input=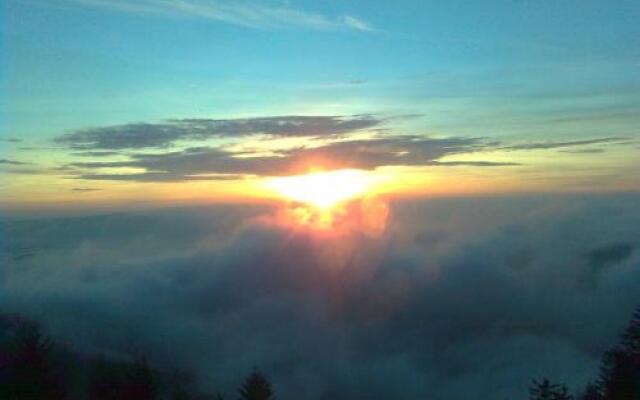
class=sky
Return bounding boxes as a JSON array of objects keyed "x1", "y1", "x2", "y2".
[
  {"x1": 1, "y1": 3, "x2": 640, "y2": 399},
  {"x1": 1, "y1": 0, "x2": 639, "y2": 211}
]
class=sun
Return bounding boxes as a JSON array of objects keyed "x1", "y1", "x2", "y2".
[{"x1": 267, "y1": 169, "x2": 372, "y2": 209}]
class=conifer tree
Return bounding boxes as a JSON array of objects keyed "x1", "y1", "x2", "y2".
[
  {"x1": 621, "y1": 305, "x2": 640, "y2": 357},
  {"x1": 237, "y1": 369, "x2": 275, "y2": 400},
  {"x1": 579, "y1": 381, "x2": 603, "y2": 400},
  {"x1": 6, "y1": 319, "x2": 66, "y2": 400},
  {"x1": 121, "y1": 356, "x2": 158, "y2": 400},
  {"x1": 170, "y1": 370, "x2": 195, "y2": 400},
  {"x1": 600, "y1": 305, "x2": 640, "y2": 400},
  {"x1": 88, "y1": 357, "x2": 122, "y2": 400},
  {"x1": 529, "y1": 378, "x2": 573, "y2": 400}
]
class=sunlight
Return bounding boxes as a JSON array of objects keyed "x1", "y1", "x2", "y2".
[{"x1": 266, "y1": 169, "x2": 373, "y2": 209}]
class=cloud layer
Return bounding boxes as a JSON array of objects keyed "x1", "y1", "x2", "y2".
[
  {"x1": 1, "y1": 195, "x2": 639, "y2": 399},
  {"x1": 45, "y1": 113, "x2": 633, "y2": 182}
]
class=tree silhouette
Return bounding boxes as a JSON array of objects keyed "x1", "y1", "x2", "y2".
[
  {"x1": 171, "y1": 385, "x2": 192, "y2": 400},
  {"x1": 121, "y1": 356, "x2": 158, "y2": 400},
  {"x1": 170, "y1": 369, "x2": 196, "y2": 400},
  {"x1": 554, "y1": 385, "x2": 574, "y2": 400},
  {"x1": 530, "y1": 378, "x2": 573, "y2": 400},
  {"x1": 599, "y1": 305, "x2": 640, "y2": 400},
  {"x1": 88, "y1": 357, "x2": 123, "y2": 400},
  {"x1": 579, "y1": 381, "x2": 603, "y2": 400},
  {"x1": 0, "y1": 314, "x2": 231, "y2": 400},
  {"x1": 4, "y1": 318, "x2": 66, "y2": 400},
  {"x1": 621, "y1": 306, "x2": 640, "y2": 356},
  {"x1": 600, "y1": 348, "x2": 638, "y2": 400},
  {"x1": 237, "y1": 369, "x2": 275, "y2": 400}
]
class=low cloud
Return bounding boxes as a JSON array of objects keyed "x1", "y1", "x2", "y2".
[
  {"x1": 587, "y1": 242, "x2": 635, "y2": 267},
  {"x1": 1, "y1": 195, "x2": 639, "y2": 399}
]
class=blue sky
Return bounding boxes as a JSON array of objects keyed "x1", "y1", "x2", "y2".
[{"x1": 1, "y1": 0, "x2": 639, "y2": 206}]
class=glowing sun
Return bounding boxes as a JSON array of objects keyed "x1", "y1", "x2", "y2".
[{"x1": 267, "y1": 169, "x2": 372, "y2": 209}]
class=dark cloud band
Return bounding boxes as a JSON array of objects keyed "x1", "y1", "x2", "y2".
[
  {"x1": 50, "y1": 113, "x2": 626, "y2": 182},
  {"x1": 55, "y1": 115, "x2": 383, "y2": 150},
  {"x1": 67, "y1": 136, "x2": 514, "y2": 182}
]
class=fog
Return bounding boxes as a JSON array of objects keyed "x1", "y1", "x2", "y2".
[{"x1": 1, "y1": 194, "x2": 639, "y2": 399}]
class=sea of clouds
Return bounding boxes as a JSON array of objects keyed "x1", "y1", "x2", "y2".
[{"x1": 1, "y1": 194, "x2": 639, "y2": 399}]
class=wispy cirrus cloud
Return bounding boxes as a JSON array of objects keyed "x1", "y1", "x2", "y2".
[
  {"x1": 62, "y1": 0, "x2": 374, "y2": 31},
  {"x1": 55, "y1": 115, "x2": 383, "y2": 150}
]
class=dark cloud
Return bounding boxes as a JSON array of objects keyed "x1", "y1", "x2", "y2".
[
  {"x1": 54, "y1": 115, "x2": 383, "y2": 150},
  {"x1": 0, "y1": 159, "x2": 30, "y2": 166},
  {"x1": 18, "y1": 146, "x2": 64, "y2": 151},
  {"x1": 429, "y1": 160, "x2": 521, "y2": 167},
  {"x1": 560, "y1": 149, "x2": 606, "y2": 154},
  {"x1": 71, "y1": 188, "x2": 101, "y2": 192},
  {"x1": 71, "y1": 151, "x2": 123, "y2": 157},
  {"x1": 1, "y1": 168, "x2": 46, "y2": 176},
  {"x1": 577, "y1": 241, "x2": 636, "y2": 290},
  {"x1": 68, "y1": 136, "x2": 507, "y2": 181},
  {"x1": 0, "y1": 138, "x2": 22, "y2": 143},
  {"x1": 587, "y1": 242, "x2": 635, "y2": 267},
  {"x1": 273, "y1": 136, "x2": 491, "y2": 170},
  {"x1": 1, "y1": 195, "x2": 639, "y2": 399},
  {"x1": 78, "y1": 172, "x2": 244, "y2": 182},
  {"x1": 500, "y1": 137, "x2": 628, "y2": 151},
  {"x1": 50, "y1": 114, "x2": 626, "y2": 182}
]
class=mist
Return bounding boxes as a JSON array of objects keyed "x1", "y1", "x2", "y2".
[{"x1": 2, "y1": 194, "x2": 638, "y2": 399}]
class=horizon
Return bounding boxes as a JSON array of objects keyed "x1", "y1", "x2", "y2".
[{"x1": 1, "y1": 1, "x2": 640, "y2": 399}]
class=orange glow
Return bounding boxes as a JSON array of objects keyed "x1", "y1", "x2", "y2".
[
  {"x1": 264, "y1": 169, "x2": 391, "y2": 233},
  {"x1": 273, "y1": 196, "x2": 389, "y2": 235},
  {"x1": 266, "y1": 169, "x2": 373, "y2": 209},
  {"x1": 282, "y1": 205, "x2": 345, "y2": 230}
]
